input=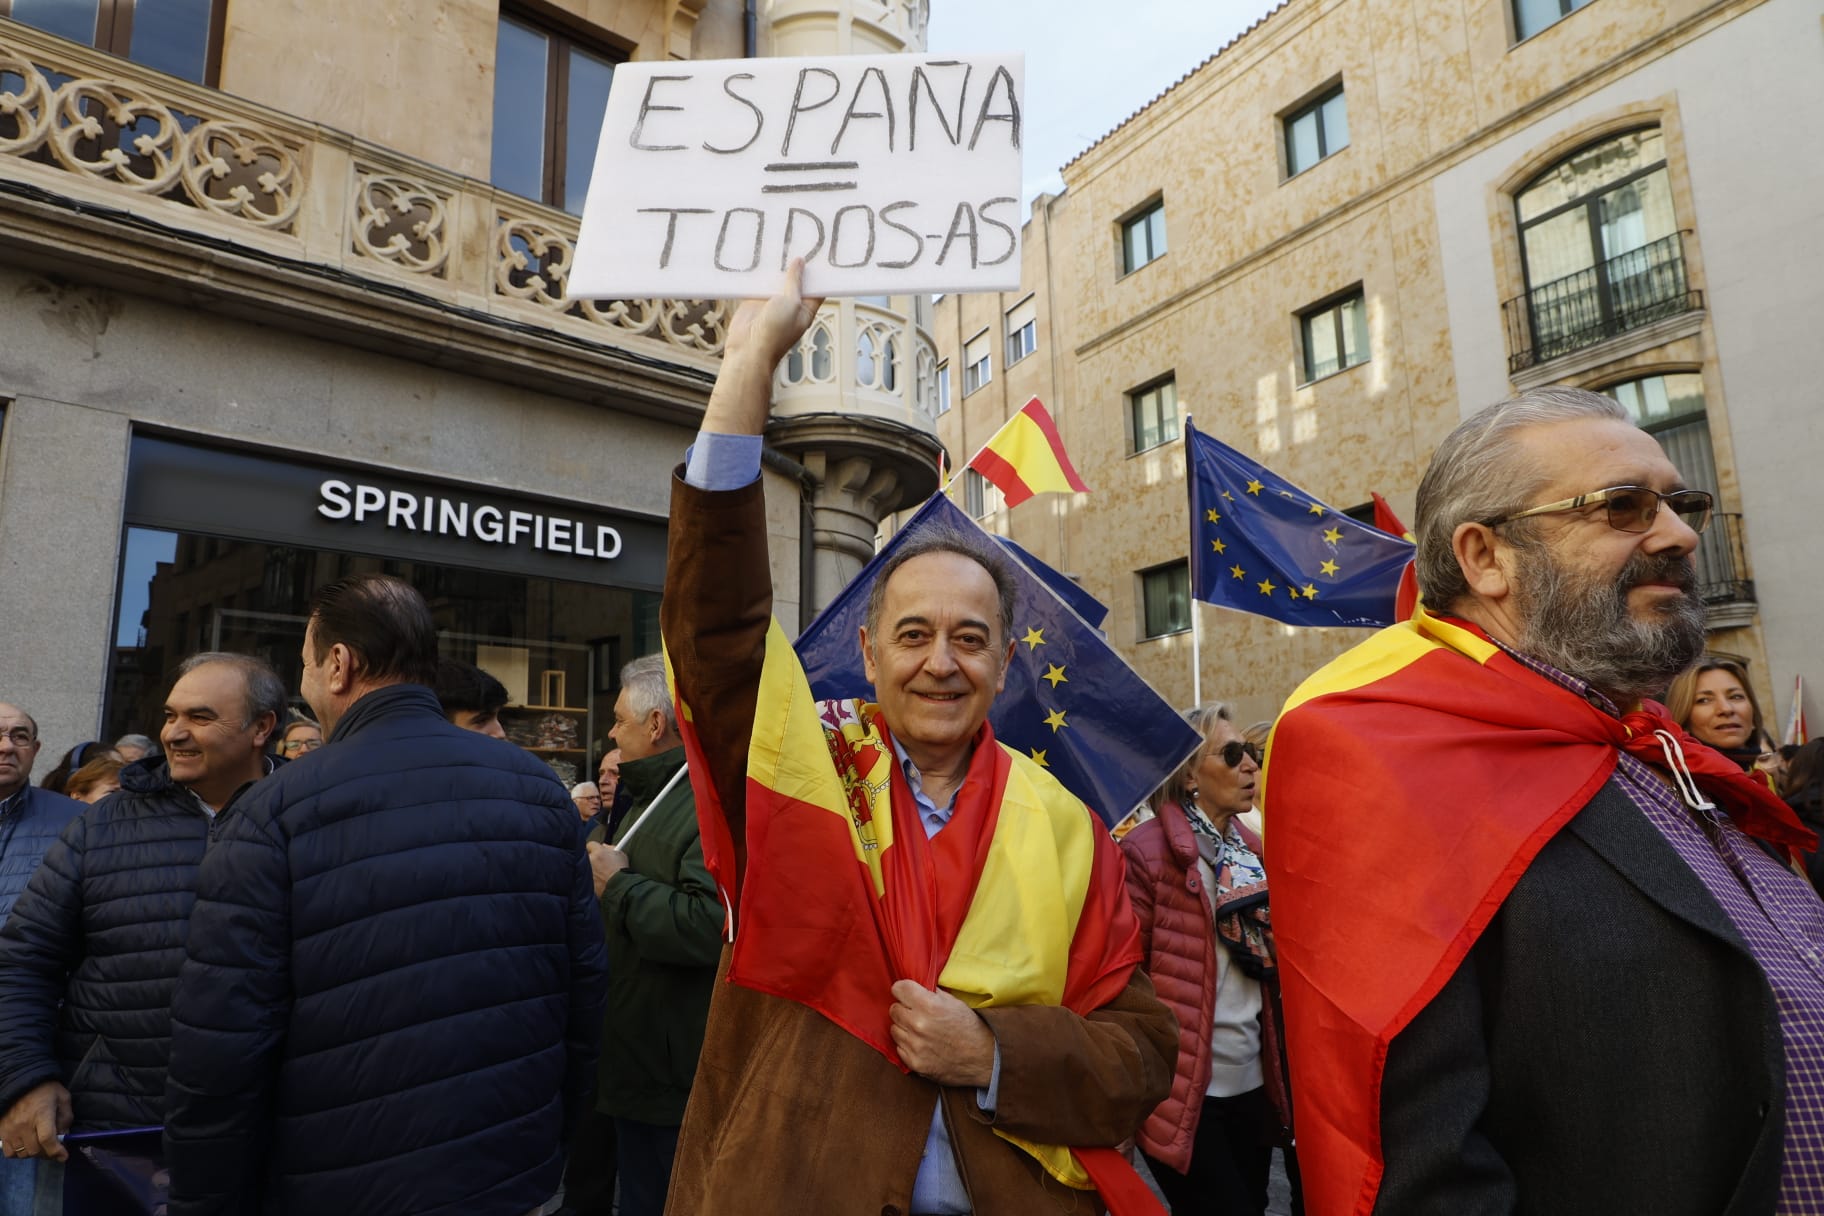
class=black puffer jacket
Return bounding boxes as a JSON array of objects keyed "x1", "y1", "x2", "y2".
[
  {"x1": 0, "y1": 757, "x2": 272, "y2": 1128},
  {"x1": 163, "y1": 684, "x2": 609, "y2": 1216}
]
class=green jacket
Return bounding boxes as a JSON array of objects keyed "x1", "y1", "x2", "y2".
[{"x1": 587, "y1": 745, "x2": 723, "y2": 1124}]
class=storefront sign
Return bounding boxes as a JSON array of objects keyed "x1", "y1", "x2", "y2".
[
  {"x1": 125, "y1": 435, "x2": 666, "y2": 590},
  {"x1": 568, "y1": 52, "x2": 1025, "y2": 299}
]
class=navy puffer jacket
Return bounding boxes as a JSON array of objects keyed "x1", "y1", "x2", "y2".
[
  {"x1": 0, "y1": 759, "x2": 270, "y2": 1128},
  {"x1": 163, "y1": 684, "x2": 609, "y2": 1216},
  {"x1": 0, "y1": 784, "x2": 83, "y2": 925}
]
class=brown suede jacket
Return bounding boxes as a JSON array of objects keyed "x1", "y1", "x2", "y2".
[{"x1": 660, "y1": 471, "x2": 1177, "y2": 1216}]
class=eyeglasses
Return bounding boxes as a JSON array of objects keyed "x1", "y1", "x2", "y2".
[
  {"x1": 0, "y1": 729, "x2": 36, "y2": 748},
  {"x1": 1486, "y1": 486, "x2": 1713, "y2": 535},
  {"x1": 1212, "y1": 741, "x2": 1261, "y2": 768},
  {"x1": 279, "y1": 738, "x2": 323, "y2": 755}
]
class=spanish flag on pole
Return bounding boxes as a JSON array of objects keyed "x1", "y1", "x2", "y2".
[{"x1": 962, "y1": 397, "x2": 1090, "y2": 507}]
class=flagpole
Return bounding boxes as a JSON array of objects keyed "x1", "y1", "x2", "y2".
[
  {"x1": 611, "y1": 761, "x2": 691, "y2": 850},
  {"x1": 1185, "y1": 412, "x2": 1201, "y2": 706},
  {"x1": 1192, "y1": 598, "x2": 1203, "y2": 706}
]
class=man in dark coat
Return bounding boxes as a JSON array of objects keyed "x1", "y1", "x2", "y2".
[
  {"x1": 162, "y1": 573, "x2": 609, "y2": 1216},
  {"x1": 0, "y1": 702, "x2": 83, "y2": 1214},
  {"x1": 0, "y1": 658, "x2": 284, "y2": 1194},
  {"x1": 575, "y1": 654, "x2": 721, "y2": 1216}
]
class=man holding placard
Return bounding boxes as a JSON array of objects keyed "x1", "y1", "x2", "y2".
[{"x1": 656, "y1": 263, "x2": 1175, "y2": 1216}]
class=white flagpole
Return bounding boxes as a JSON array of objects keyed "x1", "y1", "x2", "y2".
[
  {"x1": 612, "y1": 761, "x2": 691, "y2": 850},
  {"x1": 1185, "y1": 411, "x2": 1202, "y2": 707}
]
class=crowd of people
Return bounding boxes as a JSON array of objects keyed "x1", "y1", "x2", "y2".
[{"x1": 0, "y1": 266, "x2": 1818, "y2": 1216}]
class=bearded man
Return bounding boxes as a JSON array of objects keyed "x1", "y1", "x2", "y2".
[{"x1": 1263, "y1": 386, "x2": 1824, "y2": 1216}]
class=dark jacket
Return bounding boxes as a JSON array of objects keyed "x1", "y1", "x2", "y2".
[
  {"x1": 1121, "y1": 805, "x2": 1291, "y2": 1172},
  {"x1": 162, "y1": 684, "x2": 610, "y2": 1216},
  {"x1": 0, "y1": 784, "x2": 82, "y2": 925},
  {"x1": 586, "y1": 744, "x2": 721, "y2": 1125},
  {"x1": 0, "y1": 758, "x2": 269, "y2": 1129},
  {"x1": 660, "y1": 472, "x2": 1177, "y2": 1216},
  {"x1": 1374, "y1": 778, "x2": 1784, "y2": 1216}
]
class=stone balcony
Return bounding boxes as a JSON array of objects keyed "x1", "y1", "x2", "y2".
[{"x1": 0, "y1": 16, "x2": 929, "y2": 435}]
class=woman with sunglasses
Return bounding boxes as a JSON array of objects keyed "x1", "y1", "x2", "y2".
[{"x1": 1121, "y1": 703, "x2": 1293, "y2": 1216}]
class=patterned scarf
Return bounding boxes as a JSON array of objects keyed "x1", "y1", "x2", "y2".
[{"x1": 1185, "y1": 804, "x2": 1275, "y2": 979}]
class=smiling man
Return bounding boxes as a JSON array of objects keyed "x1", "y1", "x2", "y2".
[
  {"x1": 656, "y1": 265, "x2": 1174, "y2": 1216},
  {"x1": 1264, "y1": 386, "x2": 1824, "y2": 1216},
  {"x1": 0, "y1": 655, "x2": 283, "y2": 1202}
]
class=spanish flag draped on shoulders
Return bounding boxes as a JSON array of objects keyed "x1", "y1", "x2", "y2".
[
  {"x1": 1261, "y1": 607, "x2": 1815, "y2": 1216},
  {"x1": 669, "y1": 615, "x2": 1158, "y2": 1211}
]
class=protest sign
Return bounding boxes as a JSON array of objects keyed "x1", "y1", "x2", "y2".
[{"x1": 568, "y1": 53, "x2": 1024, "y2": 299}]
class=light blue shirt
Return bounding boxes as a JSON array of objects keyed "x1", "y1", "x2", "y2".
[{"x1": 689, "y1": 431, "x2": 999, "y2": 1214}]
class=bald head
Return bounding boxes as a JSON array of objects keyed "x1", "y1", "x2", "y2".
[{"x1": 0, "y1": 703, "x2": 43, "y2": 800}]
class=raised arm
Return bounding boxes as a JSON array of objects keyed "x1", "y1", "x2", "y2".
[{"x1": 660, "y1": 263, "x2": 821, "y2": 889}]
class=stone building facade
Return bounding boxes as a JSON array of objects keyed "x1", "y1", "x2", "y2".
[
  {"x1": 930, "y1": 0, "x2": 1820, "y2": 730},
  {"x1": 0, "y1": 0, "x2": 941, "y2": 775}
]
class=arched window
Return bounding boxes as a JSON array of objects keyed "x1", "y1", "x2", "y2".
[{"x1": 1509, "y1": 129, "x2": 1698, "y2": 367}]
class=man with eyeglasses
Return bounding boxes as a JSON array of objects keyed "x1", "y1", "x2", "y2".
[
  {"x1": 0, "y1": 706, "x2": 82, "y2": 1215},
  {"x1": 1263, "y1": 386, "x2": 1823, "y2": 1216},
  {"x1": 0, "y1": 657, "x2": 284, "y2": 1213}
]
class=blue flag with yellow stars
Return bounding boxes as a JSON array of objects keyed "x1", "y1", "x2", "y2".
[
  {"x1": 794, "y1": 492, "x2": 1198, "y2": 828},
  {"x1": 1186, "y1": 419, "x2": 1414, "y2": 628}
]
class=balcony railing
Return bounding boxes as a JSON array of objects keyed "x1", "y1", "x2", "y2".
[
  {"x1": 0, "y1": 19, "x2": 731, "y2": 368},
  {"x1": 1502, "y1": 232, "x2": 1703, "y2": 372},
  {"x1": 1697, "y1": 511, "x2": 1755, "y2": 608}
]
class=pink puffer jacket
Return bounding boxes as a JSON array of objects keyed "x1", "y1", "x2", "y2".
[{"x1": 1119, "y1": 801, "x2": 1292, "y2": 1172}]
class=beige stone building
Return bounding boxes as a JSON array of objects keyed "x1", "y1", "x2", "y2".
[
  {"x1": 930, "y1": 0, "x2": 1821, "y2": 730},
  {"x1": 0, "y1": 0, "x2": 942, "y2": 774}
]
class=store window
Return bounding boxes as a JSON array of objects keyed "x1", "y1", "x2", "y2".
[
  {"x1": 1121, "y1": 199, "x2": 1167, "y2": 275},
  {"x1": 1140, "y1": 561, "x2": 1190, "y2": 638},
  {"x1": 1129, "y1": 375, "x2": 1178, "y2": 454},
  {"x1": 1284, "y1": 83, "x2": 1348, "y2": 177},
  {"x1": 107, "y1": 435, "x2": 667, "y2": 785},
  {"x1": 491, "y1": 10, "x2": 624, "y2": 214},
  {"x1": 0, "y1": 0, "x2": 224, "y2": 84}
]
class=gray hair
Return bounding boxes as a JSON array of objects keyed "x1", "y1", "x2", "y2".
[
  {"x1": 619, "y1": 654, "x2": 677, "y2": 736},
  {"x1": 173, "y1": 652, "x2": 288, "y2": 737},
  {"x1": 1152, "y1": 701, "x2": 1234, "y2": 811},
  {"x1": 1415, "y1": 387, "x2": 1631, "y2": 610},
  {"x1": 112, "y1": 732, "x2": 153, "y2": 753},
  {"x1": 864, "y1": 523, "x2": 1017, "y2": 645}
]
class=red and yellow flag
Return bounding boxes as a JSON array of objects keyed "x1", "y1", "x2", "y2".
[
  {"x1": 1369, "y1": 492, "x2": 1420, "y2": 622},
  {"x1": 965, "y1": 397, "x2": 1090, "y2": 507},
  {"x1": 1262, "y1": 609, "x2": 1813, "y2": 1216},
  {"x1": 671, "y1": 623, "x2": 1154, "y2": 1207}
]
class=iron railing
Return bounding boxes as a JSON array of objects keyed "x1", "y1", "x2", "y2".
[
  {"x1": 1697, "y1": 511, "x2": 1754, "y2": 607},
  {"x1": 1503, "y1": 232, "x2": 1703, "y2": 372}
]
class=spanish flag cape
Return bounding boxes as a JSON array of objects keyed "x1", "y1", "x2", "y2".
[
  {"x1": 1260, "y1": 608, "x2": 1815, "y2": 1216},
  {"x1": 671, "y1": 623, "x2": 1157, "y2": 1212}
]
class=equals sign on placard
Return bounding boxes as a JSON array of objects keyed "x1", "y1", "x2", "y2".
[{"x1": 761, "y1": 161, "x2": 859, "y2": 193}]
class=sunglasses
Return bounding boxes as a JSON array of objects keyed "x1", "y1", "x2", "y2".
[
  {"x1": 1486, "y1": 485, "x2": 1713, "y2": 535},
  {"x1": 1210, "y1": 740, "x2": 1261, "y2": 768}
]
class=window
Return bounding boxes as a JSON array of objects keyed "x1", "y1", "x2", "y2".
[
  {"x1": 0, "y1": 0, "x2": 224, "y2": 83},
  {"x1": 1284, "y1": 85, "x2": 1349, "y2": 176},
  {"x1": 492, "y1": 12, "x2": 624, "y2": 214},
  {"x1": 1121, "y1": 200, "x2": 1167, "y2": 274},
  {"x1": 1513, "y1": 0, "x2": 1596, "y2": 40},
  {"x1": 964, "y1": 470, "x2": 1002, "y2": 519},
  {"x1": 1601, "y1": 372, "x2": 1740, "y2": 601},
  {"x1": 1006, "y1": 297, "x2": 1037, "y2": 366},
  {"x1": 963, "y1": 332, "x2": 991, "y2": 395},
  {"x1": 1128, "y1": 376, "x2": 1178, "y2": 454},
  {"x1": 1140, "y1": 562, "x2": 1191, "y2": 639},
  {"x1": 1510, "y1": 128, "x2": 1692, "y2": 367},
  {"x1": 1300, "y1": 289, "x2": 1370, "y2": 381},
  {"x1": 936, "y1": 364, "x2": 952, "y2": 416},
  {"x1": 1342, "y1": 501, "x2": 1378, "y2": 527}
]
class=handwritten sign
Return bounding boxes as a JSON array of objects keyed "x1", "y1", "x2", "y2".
[{"x1": 568, "y1": 53, "x2": 1024, "y2": 299}]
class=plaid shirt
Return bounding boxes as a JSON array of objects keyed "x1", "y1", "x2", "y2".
[{"x1": 1507, "y1": 646, "x2": 1824, "y2": 1211}]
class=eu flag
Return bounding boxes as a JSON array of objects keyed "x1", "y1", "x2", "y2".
[
  {"x1": 795, "y1": 493, "x2": 1199, "y2": 828},
  {"x1": 1187, "y1": 419, "x2": 1414, "y2": 629}
]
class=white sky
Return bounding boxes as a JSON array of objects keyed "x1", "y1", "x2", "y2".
[{"x1": 926, "y1": 0, "x2": 1284, "y2": 210}]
